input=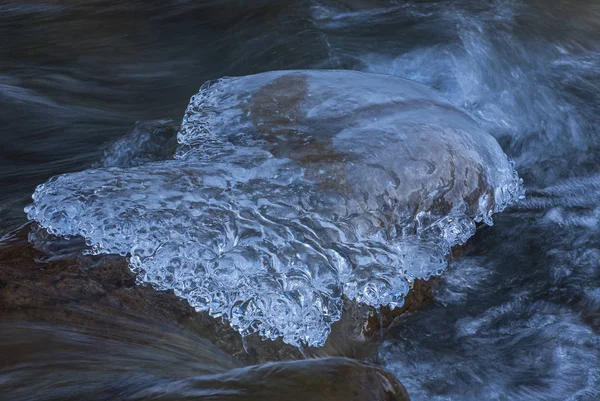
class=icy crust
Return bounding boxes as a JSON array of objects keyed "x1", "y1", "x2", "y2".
[{"x1": 25, "y1": 70, "x2": 522, "y2": 347}]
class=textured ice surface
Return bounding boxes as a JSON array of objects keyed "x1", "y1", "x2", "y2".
[{"x1": 25, "y1": 70, "x2": 522, "y2": 346}]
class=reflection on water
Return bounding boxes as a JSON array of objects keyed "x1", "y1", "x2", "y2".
[{"x1": 1, "y1": 0, "x2": 600, "y2": 400}]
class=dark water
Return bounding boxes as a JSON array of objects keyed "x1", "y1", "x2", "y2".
[{"x1": 1, "y1": 1, "x2": 600, "y2": 400}]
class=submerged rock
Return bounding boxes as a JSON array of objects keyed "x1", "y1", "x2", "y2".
[
  {"x1": 0, "y1": 224, "x2": 430, "y2": 362},
  {"x1": 25, "y1": 70, "x2": 522, "y2": 346},
  {"x1": 130, "y1": 357, "x2": 410, "y2": 401},
  {"x1": 2, "y1": 320, "x2": 408, "y2": 401}
]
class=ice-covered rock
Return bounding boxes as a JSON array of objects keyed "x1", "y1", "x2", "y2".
[{"x1": 25, "y1": 70, "x2": 522, "y2": 346}]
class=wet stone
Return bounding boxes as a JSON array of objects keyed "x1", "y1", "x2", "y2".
[{"x1": 25, "y1": 70, "x2": 522, "y2": 346}]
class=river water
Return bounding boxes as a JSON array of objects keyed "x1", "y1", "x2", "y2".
[{"x1": 1, "y1": 1, "x2": 599, "y2": 400}]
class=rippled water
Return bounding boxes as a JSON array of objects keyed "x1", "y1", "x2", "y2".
[{"x1": 2, "y1": 1, "x2": 600, "y2": 400}]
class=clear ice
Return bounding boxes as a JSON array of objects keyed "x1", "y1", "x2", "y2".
[{"x1": 25, "y1": 70, "x2": 522, "y2": 346}]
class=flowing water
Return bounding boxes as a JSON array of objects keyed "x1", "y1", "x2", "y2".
[{"x1": 1, "y1": 1, "x2": 600, "y2": 400}]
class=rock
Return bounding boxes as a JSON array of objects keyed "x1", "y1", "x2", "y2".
[
  {"x1": 131, "y1": 357, "x2": 410, "y2": 401},
  {"x1": 25, "y1": 70, "x2": 521, "y2": 346}
]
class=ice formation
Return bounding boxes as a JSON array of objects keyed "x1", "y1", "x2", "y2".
[{"x1": 25, "y1": 70, "x2": 522, "y2": 346}]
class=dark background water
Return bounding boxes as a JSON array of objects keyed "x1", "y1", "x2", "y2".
[{"x1": 1, "y1": 1, "x2": 600, "y2": 400}]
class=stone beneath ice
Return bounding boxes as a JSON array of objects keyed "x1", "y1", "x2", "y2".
[{"x1": 25, "y1": 70, "x2": 522, "y2": 346}]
